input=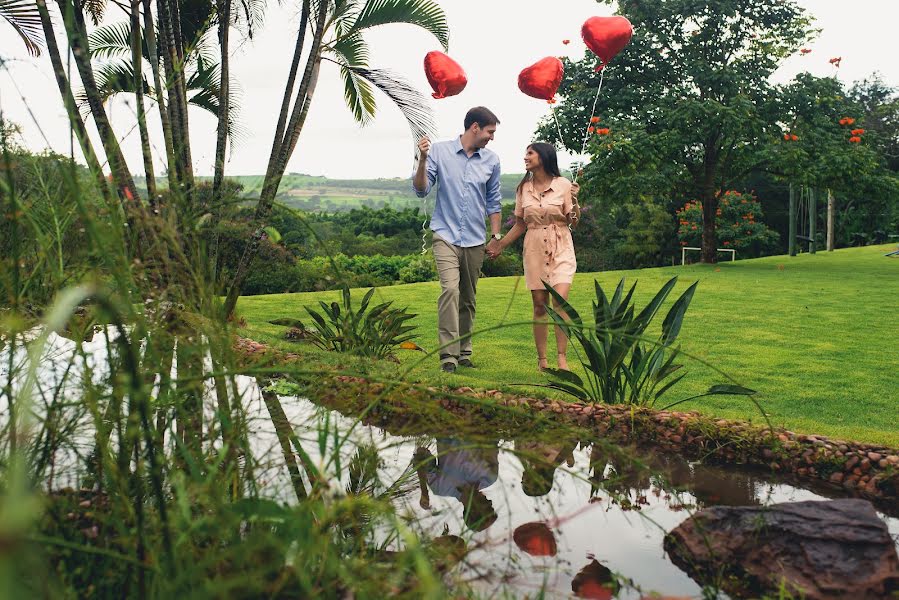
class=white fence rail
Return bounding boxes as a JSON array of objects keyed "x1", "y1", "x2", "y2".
[{"x1": 681, "y1": 246, "x2": 736, "y2": 265}]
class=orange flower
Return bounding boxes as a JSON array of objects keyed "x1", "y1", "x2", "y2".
[
  {"x1": 791, "y1": 134, "x2": 799, "y2": 141},
  {"x1": 851, "y1": 128, "x2": 865, "y2": 135},
  {"x1": 800, "y1": 48, "x2": 812, "y2": 54},
  {"x1": 723, "y1": 240, "x2": 730, "y2": 246},
  {"x1": 829, "y1": 56, "x2": 842, "y2": 67},
  {"x1": 587, "y1": 126, "x2": 595, "y2": 133},
  {"x1": 845, "y1": 117, "x2": 856, "y2": 126},
  {"x1": 783, "y1": 134, "x2": 791, "y2": 141},
  {"x1": 597, "y1": 128, "x2": 611, "y2": 135},
  {"x1": 562, "y1": 39, "x2": 570, "y2": 45},
  {"x1": 849, "y1": 136, "x2": 861, "y2": 143},
  {"x1": 547, "y1": 98, "x2": 557, "y2": 105},
  {"x1": 590, "y1": 116, "x2": 600, "y2": 123},
  {"x1": 839, "y1": 118, "x2": 848, "y2": 126}
]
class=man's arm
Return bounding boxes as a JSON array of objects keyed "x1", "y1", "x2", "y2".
[
  {"x1": 485, "y1": 161, "x2": 503, "y2": 256},
  {"x1": 412, "y1": 137, "x2": 435, "y2": 197}
]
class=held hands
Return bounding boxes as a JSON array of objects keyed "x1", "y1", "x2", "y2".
[{"x1": 486, "y1": 238, "x2": 502, "y2": 259}]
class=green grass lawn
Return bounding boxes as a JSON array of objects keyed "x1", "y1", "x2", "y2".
[{"x1": 237, "y1": 244, "x2": 899, "y2": 446}]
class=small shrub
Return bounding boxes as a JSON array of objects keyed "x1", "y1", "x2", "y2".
[
  {"x1": 301, "y1": 285, "x2": 418, "y2": 359},
  {"x1": 541, "y1": 277, "x2": 755, "y2": 407}
]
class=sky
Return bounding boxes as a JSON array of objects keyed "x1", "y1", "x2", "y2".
[{"x1": 1, "y1": 0, "x2": 898, "y2": 180}]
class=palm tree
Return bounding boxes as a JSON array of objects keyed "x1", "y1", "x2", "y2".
[
  {"x1": 1, "y1": 0, "x2": 43, "y2": 56},
  {"x1": 222, "y1": 0, "x2": 449, "y2": 317}
]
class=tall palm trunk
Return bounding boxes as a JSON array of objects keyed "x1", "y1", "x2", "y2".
[
  {"x1": 35, "y1": 0, "x2": 111, "y2": 203},
  {"x1": 156, "y1": 0, "x2": 193, "y2": 198},
  {"x1": 57, "y1": 0, "x2": 141, "y2": 205},
  {"x1": 130, "y1": 0, "x2": 157, "y2": 201},
  {"x1": 222, "y1": 0, "x2": 324, "y2": 318},
  {"x1": 142, "y1": 0, "x2": 177, "y2": 191},
  {"x1": 211, "y1": 0, "x2": 231, "y2": 199}
]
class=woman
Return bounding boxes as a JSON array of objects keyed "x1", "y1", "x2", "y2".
[{"x1": 491, "y1": 142, "x2": 580, "y2": 371}]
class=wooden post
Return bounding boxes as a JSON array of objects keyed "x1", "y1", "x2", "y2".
[
  {"x1": 826, "y1": 189, "x2": 835, "y2": 251},
  {"x1": 788, "y1": 183, "x2": 797, "y2": 256},
  {"x1": 809, "y1": 188, "x2": 817, "y2": 254}
]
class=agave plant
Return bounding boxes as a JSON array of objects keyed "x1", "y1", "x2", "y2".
[
  {"x1": 302, "y1": 285, "x2": 418, "y2": 360},
  {"x1": 542, "y1": 277, "x2": 755, "y2": 407}
]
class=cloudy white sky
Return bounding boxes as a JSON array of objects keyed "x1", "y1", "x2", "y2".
[{"x1": 1, "y1": 0, "x2": 897, "y2": 180}]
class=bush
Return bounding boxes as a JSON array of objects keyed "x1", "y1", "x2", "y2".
[
  {"x1": 481, "y1": 251, "x2": 523, "y2": 277},
  {"x1": 677, "y1": 191, "x2": 780, "y2": 257},
  {"x1": 398, "y1": 252, "x2": 437, "y2": 283},
  {"x1": 301, "y1": 286, "x2": 418, "y2": 359}
]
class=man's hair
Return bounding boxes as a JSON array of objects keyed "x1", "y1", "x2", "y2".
[{"x1": 464, "y1": 106, "x2": 500, "y2": 131}]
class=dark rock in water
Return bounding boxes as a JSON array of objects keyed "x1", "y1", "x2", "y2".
[{"x1": 664, "y1": 499, "x2": 899, "y2": 599}]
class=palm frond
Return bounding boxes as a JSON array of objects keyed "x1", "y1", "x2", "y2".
[
  {"x1": 349, "y1": 0, "x2": 448, "y2": 51},
  {"x1": 186, "y1": 57, "x2": 246, "y2": 150},
  {"x1": 330, "y1": 29, "x2": 369, "y2": 65},
  {"x1": 340, "y1": 66, "x2": 376, "y2": 125},
  {"x1": 81, "y1": 0, "x2": 108, "y2": 26},
  {"x1": 77, "y1": 59, "x2": 153, "y2": 107},
  {"x1": 88, "y1": 21, "x2": 153, "y2": 61},
  {"x1": 1, "y1": 0, "x2": 44, "y2": 56},
  {"x1": 232, "y1": 0, "x2": 266, "y2": 39},
  {"x1": 346, "y1": 66, "x2": 436, "y2": 145}
]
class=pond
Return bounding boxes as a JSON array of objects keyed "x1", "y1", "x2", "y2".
[{"x1": 4, "y1": 330, "x2": 898, "y2": 598}]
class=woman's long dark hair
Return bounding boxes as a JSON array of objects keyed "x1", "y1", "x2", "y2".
[{"x1": 517, "y1": 142, "x2": 562, "y2": 195}]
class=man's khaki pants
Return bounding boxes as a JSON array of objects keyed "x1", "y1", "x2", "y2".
[{"x1": 432, "y1": 234, "x2": 485, "y2": 367}]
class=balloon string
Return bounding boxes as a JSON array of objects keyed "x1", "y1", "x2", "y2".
[
  {"x1": 573, "y1": 66, "x2": 606, "y2": 184},
  {"x1": 551, "y1": 106, "x2": 566, "y2": 153}
]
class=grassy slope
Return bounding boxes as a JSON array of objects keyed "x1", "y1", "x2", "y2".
[{"x1": 237, "y1": 244, "x2": 899, "y2": 446}]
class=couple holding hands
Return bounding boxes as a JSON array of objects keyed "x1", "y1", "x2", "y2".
[{"x1": 412, "y1": 106, "x2": 581, "y2": 374}]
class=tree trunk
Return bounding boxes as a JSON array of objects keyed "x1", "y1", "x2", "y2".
[
  {"x1": 58, "y1": 0, "x2": 141, "y2": 205},
  {"x1": 827, "y1": 189, "x2": 835, "y2": 251},
  {"x1": 35, "y1": 0, "x2": 112, "y2": 203},
  {"x1": 221, "y1": 0, "x2": 324, "y2": 318},
  {"x1": 130, "y1": 0, "x2": 157, "y2": 201},
  {"x1": 142, "y1": 0, "x2": 177, "y2": 192},
  {"x1": 212, "y1": 0, "x2": 231, "y2": 200},
  {"x1": 700, "y1": 140, "x2": 719, "y2": 264},
  {"x1": 156, "y1": 0, "x2": 193, "y2": 199}
]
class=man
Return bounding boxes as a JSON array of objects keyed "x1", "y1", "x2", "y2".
[{"x1": 413, "y1": 106, "x2": 503, "y2": 373}]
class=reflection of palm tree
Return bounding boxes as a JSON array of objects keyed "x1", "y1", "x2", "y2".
[{"x1": 413, "y1": 438, "x2": 499, "y2": 532}]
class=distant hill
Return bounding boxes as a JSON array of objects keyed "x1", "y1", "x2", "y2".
[{"x1": 138, "y1": 173, "x2": 527, "y2": 212}]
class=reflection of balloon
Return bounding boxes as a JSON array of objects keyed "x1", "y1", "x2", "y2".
[
  {"x1": 512, "y1": 522, "x2": 557, "y2": 557},
  {"x1": 423, "y1": 51, "x2": 467, "y2": 99},
  {"x1": 581, "y1": 16, "x2": 633, "y2": 66},
  {"x1": 571, "y1": 559, "x2": 617, "y2": 600},
  {"x1": 518, "y1": 57, "x2": 564, "y2": 100}
]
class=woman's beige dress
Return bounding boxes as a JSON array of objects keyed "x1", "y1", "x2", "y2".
[{"x1": 515, "y1": 177, "x2": 577, "y2": 291}]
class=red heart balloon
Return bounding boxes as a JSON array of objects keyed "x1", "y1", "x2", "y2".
[
  {"x1": 518, "y1": 57, "x2": 564, "y2": 101},
  {"x1": 581, "y1": 16, "x2": 633, "y2": 66},
  {"x1": 423, "y1": 51, "x2": 467, "y2": 99}
]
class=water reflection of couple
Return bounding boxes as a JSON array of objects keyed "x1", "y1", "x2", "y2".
[
  {"x1": 413, "y1": 106, "x2": 581, "y2": 374},
  {"x1": 413, "y1": 438, "x2": 575, "y2": 532}
]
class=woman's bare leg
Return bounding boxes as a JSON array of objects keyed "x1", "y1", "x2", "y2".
[
  {"x1": 551, "y1": 283, "x2": 572, "y2": 370},
  {"x1": 531, "y1": 290, "x2": 550, "y2": 370}
]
